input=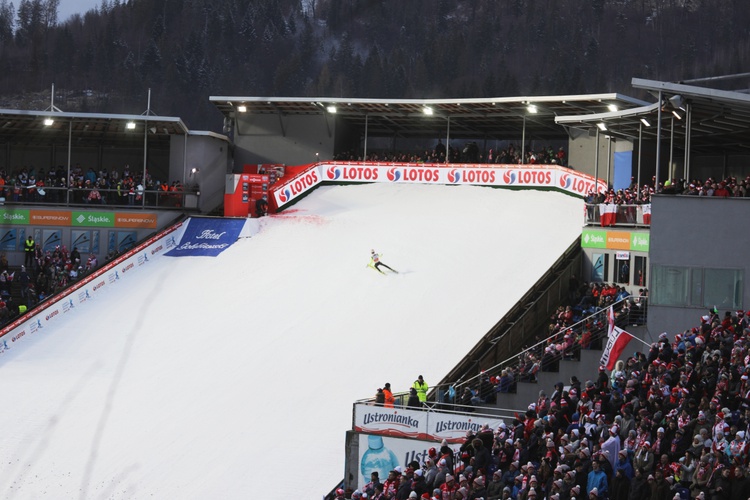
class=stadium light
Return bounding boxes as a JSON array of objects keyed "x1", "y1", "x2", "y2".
[
  {"x1": 43, "y1": 118, "x2": 54, "y2": 126},
  {"x1": 423, "y1": 106, "x2": 433, "y2": 115},
  {"x1": 597, "y1": 122, "x2": 607, "y2": 131},
  {"x1": 326, "y1": 105, "x2": 337, "y2": 114},
  {"x1": 237, "y1": 104, "x2": 247, "y2": 113},
  {"x1": 607, "y1": 104, "x2": 618, "y2": 112},
  {"x1": 126, "y1": 121, "x2": 136, "y2": 130},
  {"x1": 527, "y1": 104, "x2": 538, "y2": 114},
  {"x1": 640, "y1": 118, "x2": 651, "y2": 127}
]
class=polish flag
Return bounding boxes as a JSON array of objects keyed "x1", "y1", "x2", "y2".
[
  {"x1": 642, "y1": 204, "x2": 652, "y2": 225},
  {"x1": 600, "y1": 306, "x2": 635, "y2": 370},
  {"x1": 599, "y1": 203, "x2": 617, "y2": 226}
]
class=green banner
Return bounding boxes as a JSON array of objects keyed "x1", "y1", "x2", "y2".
[
  {"x1": 0, "y1": 208, "x2": 29, "y2": 225},
  {"x1": 581, "y1": 229, "x2": 607, "y2": 248},
  {"x1": 630, "y1": 232, "x2": 650, "y2": 252},
  {"x1": 71, "y1": 211, "x2": 115, "y2": 227}
]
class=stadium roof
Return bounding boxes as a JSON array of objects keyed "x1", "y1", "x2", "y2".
[
  {"x1": 209, "y1": 94, "x2": 650, "y2": 142},
  {"x1": 555, "y1": 78, "x2": 750, "y2": 154},
  {"x1": 0, "y1": 109, "x2": 189, "y2": 148}
]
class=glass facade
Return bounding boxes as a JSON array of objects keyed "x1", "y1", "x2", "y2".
[{"x1": 652, "y1": 265, "x2": 743, "y2": 309}]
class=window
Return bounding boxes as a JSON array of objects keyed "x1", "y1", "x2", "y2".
[
  {"x1": 634, "y1": 256, "x2": 647, "y2": 287},
  {"x1": 651, "y1": 265, "x2": 689, "y2": 306},
  {"x1": 592, "y1": 253, "x2": 609, "y2": 283},
  {"x1": 616, "y1": 257, "x2": 630, "y2": 284},
  {"x1": 690, "y1": 269, "x2": 703, "y2": 306},
  {"x1": 703, "y1": 268, "x2": 743, "y2": 310},
  {"x1": 652, "y1": 265, "x2": 743, "y2": 309}
]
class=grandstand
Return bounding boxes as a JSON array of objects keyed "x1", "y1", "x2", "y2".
[{"x1": 0, "y1": 78, "x2": 749, "y2": 499}]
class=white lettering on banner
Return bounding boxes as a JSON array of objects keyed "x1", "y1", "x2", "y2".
[
  {"x1": 175, "y1": 242, "x2": 229, "y2": 251},
  {"x1": 274, "y1": 163, "x2": 606, "y2": 207},
  {"x1": 196, "y1": 230, "x2": 226, "y2": 240}
]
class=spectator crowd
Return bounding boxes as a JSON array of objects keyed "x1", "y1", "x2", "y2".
[
  {"x1": 0, "y1": 164, "x2": 187, "y2": 207},
  {"x1": 334, "y1": 142, "x2": 566, "y2": 167},
  {"x1": 347, "y1": 298, "x2": 750, "y2": 500}
]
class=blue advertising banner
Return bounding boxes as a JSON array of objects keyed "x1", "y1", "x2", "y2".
[
  {"x1": 41, "y1": 229, "x2": 62, "y2": 252},
  {"x1": 71, "y1": 230, "x2": 92, "y2": 254},
  {"x1": 0, "y1": 228, "x2": 17, "y2": 252},
  {"x1": 116, "y1": 231, "x2": 137, "y2": 252},
  {"x1": 165, "y1": 218, "x2": 244, "y2": 257}
]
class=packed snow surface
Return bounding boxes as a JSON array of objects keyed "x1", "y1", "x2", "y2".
[{"x1": 0, "y1": 183, "x2": 583, "y2": 498}]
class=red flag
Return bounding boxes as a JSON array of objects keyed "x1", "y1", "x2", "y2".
[{"x1": 600, "y1": 325, "x2": 635, "y2": 370}]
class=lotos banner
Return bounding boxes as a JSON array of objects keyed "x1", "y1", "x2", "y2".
[
  {"x1": 271, "y1": 162, "x2": 607, "y2": 209},
  {"x1": 164, "y1": 218, "x2": 245, "y2": 257}
]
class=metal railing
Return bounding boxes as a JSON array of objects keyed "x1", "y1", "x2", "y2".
[
  {"x1": 412, "y1": 296, "x2": 648, "y2": 410},
  {"x1": 584, "y1": 203, "x2": 651, "y2": 226},
  {"x1": 430, "y1": 237, "x2": 583, "y2": 399},
  {"x1": 0, "y1": 185, "x2": 198, "y2": 210}
]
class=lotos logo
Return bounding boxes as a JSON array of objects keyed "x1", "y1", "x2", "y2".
[
  {"x1": 387, "y1": 168, "x2": 401, "y2": 182},
  {"x1": 562, "y1": 174, "x2": 599, "y2": 195},
  {"x1": 448, "y1": 170, "x2": 461, "y2": 183},
  {"x1": 456, "y1": 169, "x2": 496, "y2": 184},
  {"x1": 326, "y1": 166, "x2": 341, "y2": 180},
  {"x1": 276, "y1": 169, "x2": 320, "y2": 205},
  {"x1": 397, "y1": 167, "x2": 440, "y2": 182},
  {"x1": 560, "y1": 173, "x2": 572, "y2": 189},
  {"x1": 278, "y1": 188, "x2": 291, "y2": 203},
  {"x1": 122, "y1": 263, "x2": 134, "y2": 273},
  {"x1": 93, "y1": 281, "x2": 105, "y2": 291},
  {"x1": 504, "y1": 170, "x2": 552, "y2": 185},
  {"x1": 46, "y1": 310, "x2": 59, "y2": 321}
]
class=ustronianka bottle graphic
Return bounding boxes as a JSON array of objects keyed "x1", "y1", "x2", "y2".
[{"x1": 361, "y1": 435, "x2": 399, "y2": 483}]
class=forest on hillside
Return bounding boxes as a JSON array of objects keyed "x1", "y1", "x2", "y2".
[{"x1": 0, "y1": 0, "x2": 747, "y2": 132}]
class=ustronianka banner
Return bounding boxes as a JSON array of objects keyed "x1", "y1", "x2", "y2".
[
  {"x1": 165, "y1": 218, "x2": 245, "y2": 257},
  {"x1": 353, "y1": 404, "x2": 505, "y2": 443},
  {"x1": 357, "y1": 434, "x2": 462, "y2": 490}
]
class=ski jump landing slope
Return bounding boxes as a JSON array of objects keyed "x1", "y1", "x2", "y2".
[{"x1": 0, "y1": 183, "x2": 583, "y2": 498}]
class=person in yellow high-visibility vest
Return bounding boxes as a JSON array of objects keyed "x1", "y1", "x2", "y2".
[
  {"x1": 23, "y1": 236, "x2": 35, "y2": 269},
  {"x1": 412, "y1": 375, "x2": 428, "y2": 405}
]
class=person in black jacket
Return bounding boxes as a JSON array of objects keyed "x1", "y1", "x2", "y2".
[
  {"x1": 610, "y1": 468, "x2": 631, "y2": 500},
  {"x1": 406, "y1": 388, "x2": 421, "y2": 409},
  {"x1": 472, "y1": 438, "x2": 491, "y2": 476},
  {"x1": 628, "y1": 467, "x2": 651, "y2": 500}
]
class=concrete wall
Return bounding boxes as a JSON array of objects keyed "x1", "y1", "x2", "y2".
[
  {"x1": 233, "y1": 114, "x2": 336, "y2": 167},
  {"x1": 169, "y1": 134, "x2": 229, "y2": 213},
  {"x1": 568, "y1": 133, "x2": 622, "y2": 183},
  {"x1": 647, "y1": 195, "x2": 750, "y2": 334}
]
